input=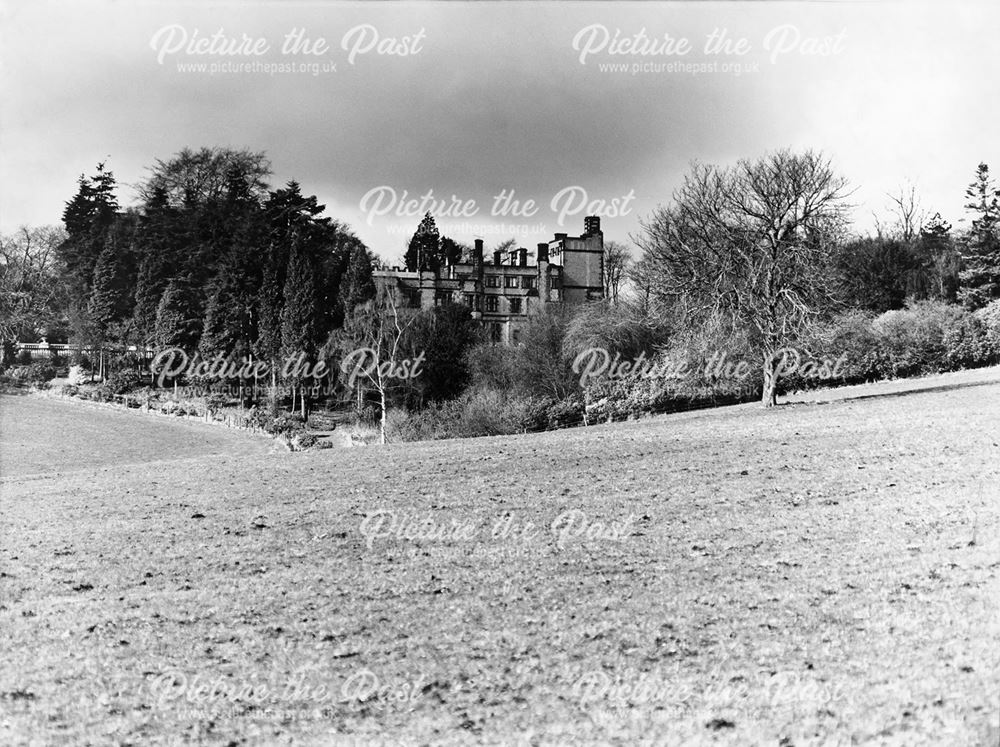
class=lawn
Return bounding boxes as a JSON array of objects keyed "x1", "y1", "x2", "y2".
[{"x1": 1, "y1": 370, "x2": 999, "y2": 745}]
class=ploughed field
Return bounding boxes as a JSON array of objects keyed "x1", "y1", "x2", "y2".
[{"x1": 1, "y1": 370, "x2": 999, "y2": 745}]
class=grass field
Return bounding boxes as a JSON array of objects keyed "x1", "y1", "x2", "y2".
[{"x1": 2, "y1": 370, "x2": 999, "y2": 745}]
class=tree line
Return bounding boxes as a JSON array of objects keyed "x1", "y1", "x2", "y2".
[
  {"x1": 3, "y1": 146, "x2": 999, "y2": 429},
  {"x1": 619, "y1": 152, "x2": 1000, "y2": 404}
]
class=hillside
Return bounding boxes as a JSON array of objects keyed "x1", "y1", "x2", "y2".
[{"x1": 1, "y1": 369, "x2": 999, "y2": 745}]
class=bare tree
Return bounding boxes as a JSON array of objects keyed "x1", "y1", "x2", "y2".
[
  {"x1": 337, "y1": 286, "x2": 417, "y2": 444},
  {"x1": 0, "y1": 226, "x2": 68, "y2": 352},
  {"x1": 602, "y1": 240, "x2": 631, "y2": 304},
  {"x1": 884, "y1": 181, "x2": 925, "y2": 243},
  {"x1": 625, "y1": 255, "x2": 656, "y2": 317},
  {"x1": 635, "y1": 150, "x2": 851, "y2": 406}
]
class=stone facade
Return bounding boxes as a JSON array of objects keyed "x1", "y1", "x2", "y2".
[{"x1": 374, "y1": 217, "x2": 605, "y2": 343}]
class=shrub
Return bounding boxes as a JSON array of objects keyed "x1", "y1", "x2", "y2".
[
  {"x1": 67, "y1": 365, "x2": 87, "y2": 385},
  {"x1": 1, "y1": 340, "x2": 16, "y2": 369},
  {"x1": 384, "y1": 408, "x2": 434, "y2": 442},
  {"x1": 88, "y1": 385, "x2": 114, "y2": 402},
  {"x1": 385, "y1": 388, "x2": 554, "y2": 442},
  {"x1": 112, "y1": 352, "x2": 143, "y2": 371},
  {"x1": 293, "y1": 433, "x2": 318, "y2": 450},
  {"x1": 809, "y1": 311, "x2": 883, "y2": 384},
  {"x1": 267, "y1": 415, "x2": 308, "y2": 437},
  {"x1": 466, "y1": 343, "x2": 518, "y2": 392},
  {"x1": 22, "y1": 362, "x2": 57, "y2": 384},
  {"x1": 564, "y1": 302, "x2": 671, "y2": 365},
  {"x1": 104, "y1": 369, "x2": 143, "y2": 395},
  {"x1": 974, "y1": 299, "x2": 1000, "y2": 362},
  {"x1": 15, "y1": 349, "x2": 33, "y2": 366},
  {"x1": 583, "y1": 373, "x2": 681, "y2": 423},
  {"x1": 871, "y1": 301, "x2": 961, "y2": 378},
  {"x1": 70, "y1": 350, "x2": 92, "y2": 370},
  {"x1": 205, "y1": 393, "x2": 229, "y2": 413},
  {"x1": 159, "y1": 400, "x2": 181, "y2": 416},
  {"x1": 545, "y1": 396, "x2": 586, "y2": 430},
  {"x1": 942, "y1": 313, "x2": 991, "y2": 370}
]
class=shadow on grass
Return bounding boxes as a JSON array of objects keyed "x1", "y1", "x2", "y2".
[{"x1": 832, "y1": 376, "x2": 1000, "y2": 404}]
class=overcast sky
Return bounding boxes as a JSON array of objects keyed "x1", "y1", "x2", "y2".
[{"x1": 2, "y1": 0, "x2": 998, "y2": 262}]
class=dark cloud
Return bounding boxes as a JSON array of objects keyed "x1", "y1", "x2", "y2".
[{"x1": 3, "y1": 1, "x2": 999, "y2": 259}]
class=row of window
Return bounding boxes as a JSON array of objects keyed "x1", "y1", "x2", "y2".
[
  {"x1": 442, "y1": 294, "x2": 526, "y2": 314},
  {"x1": 482, "y1": 296, "x2": 522, "y2": 314},
  {"x1": 485, "y1": 275, "x2": 537, "y2": 289}
]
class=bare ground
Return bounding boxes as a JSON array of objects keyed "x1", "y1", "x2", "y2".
[{"x1": 1, "y1": 370, "x2": 999, "y2": 745}]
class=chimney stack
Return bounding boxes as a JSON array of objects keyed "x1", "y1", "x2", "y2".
[
  {"x1": 509, "y1": 250, "x2": 518, "y2": 266},
  {"x1": 537, "y1": 243, "x2": 549, "y2": 263},
  {"x1": 584, "y1": 215, "x2": 601, "y2": 235},
  {"x1": 517, "y1": 248, "x2": 528, "y2": 267},
  {"x1": 493, "y1": 250, "x2": 503, "y2": 266},
  {"x1": 472, "y1": 239, "x2": 484, "y2": 276}
]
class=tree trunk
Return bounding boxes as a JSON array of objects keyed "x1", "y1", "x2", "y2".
[
  {"x1": 761, "y1": 351, "x2": 778, "y2": 408},
  {"x1": 269, "y1": 363, "x2": 278, "y2": 416},
  {"x1": 379, "y1": 385, "x2": 387, "y2": 445},
  {"x1": 300, "y1": 384, "x2": 307, "y2": 421}
]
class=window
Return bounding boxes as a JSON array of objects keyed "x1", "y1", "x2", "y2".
[
  {"x1": 490, "y1": 323, "x2": 503, "y2": 343},
  {"x1": 505, "y1": 276, "x2": 519, "y2": 288},
  {"x1": 485, "y1": 274, "x2": 500, "y2": 288},
  {"x1": 509, "y1": 298, "x2": 522, "y2": 314},
  {"x1": 522, "y1": 276, "x2": 537, "y2": 289},
  {"x1": 485, "y1": 296, "x2": 499, "y2": 313}
]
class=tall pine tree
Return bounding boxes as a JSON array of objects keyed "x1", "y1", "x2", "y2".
[
  {"x1": 404, "y1": 212, "x2": 440, "y2": 272},
  {"x1": 338, "y1": 244, "x2": 376, "y2": 317},
  {"x1": 154, "y1": 278, "x2": 201, "y2": 352},
  {"x1": 280, "y1": 232, "x2": 319, "y2": 417},
  {"x1": 958, "y1": 163, "x2": 1000, "y2": 309}
]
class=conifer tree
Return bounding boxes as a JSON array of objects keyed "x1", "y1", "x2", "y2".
[
  {"x1": 280, "y1": 233, "x2": 319, "y2": 418},
  {"x1": 338, "y1": 244, "x2": 376, "y2": 317},
  {"x1": 958, "y1": 163, "x2": 1000, "y2": 309},
  {"x1": 154, "y1": 278, "x2": 201, "y2": 352},
  {"x1": 404, "y1": 212, "x2": 440, "y2": 272}
]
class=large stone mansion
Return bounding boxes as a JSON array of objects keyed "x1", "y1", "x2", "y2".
[{"x1": 374, "y1": 216, "x2": 605, "y2": 343}]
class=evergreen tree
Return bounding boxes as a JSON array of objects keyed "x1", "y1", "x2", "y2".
[
  {"x1": 132, "y1": 186, "x2": 176, "y2": 342},
  {"x1": 199, "y1": 276, "x2": 239, "y2": 361},
  {"x1": 134, "y1": 251, "x2": 167, "y2": 344},
  {"x1": 62, "y1": 175, "x2": 97, "y2": 237},
  {"x1": 280, "y1": 233, "x2": 319, "y2": 417},
  {"x1": 89, "y1": 241, "x2": 126, "y2": 337},
  {"x1": 255, "y1": 242, "x2": 286, "y2": 366},
  {"x1": 404, "y1": 212, "x2": 440, "y2": 272},
  {"x1": 154, "y1": 278, "x2": 201, "y2": 352},
  {"x1": 958, "y1": 163, "x2": 1000, "y2": 310},
  {"x1": 440, "y1": 236, "x2": 465, "y2": 266},
  {"x1": 58, "y1": 162, "x2": 120, "y2": 304},
  {"x1": 338, "y1": 244, "x2": 376, "y2": 316}
]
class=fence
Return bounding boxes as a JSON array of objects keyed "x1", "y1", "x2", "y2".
[{"x1": 10, "y1": 340, "x2": 156, "y2": 364}]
